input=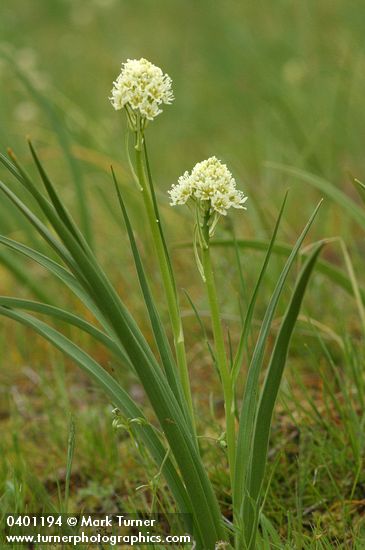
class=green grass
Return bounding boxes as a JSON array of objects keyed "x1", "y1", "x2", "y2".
[{"x1": 0, "y1": 1, "x2": 365, "y2": 548}]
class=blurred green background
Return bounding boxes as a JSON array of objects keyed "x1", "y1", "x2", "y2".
[
  {"x1": 0, "y1": 1, "x2": 364, "y2": 544},
  {"x1": 1, "y1": 0, "x2": 364, "y2": 339},
  {"x1": 1, "y1": 0, "x2": 365, "y2": 295},
  {"x1": 1, "y1": 0, "x2": 365, "y2": 197}
]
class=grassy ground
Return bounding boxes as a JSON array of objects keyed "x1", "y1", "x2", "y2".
[{"x1": 0, "y1": 1, "x2": 365, "y2": 548}]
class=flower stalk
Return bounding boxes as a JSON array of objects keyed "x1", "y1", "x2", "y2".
[
  {"x1": 201, "y1": 212, "x2": 236, "y2": 488},
  {"x1": 110, "y1": 58, "x2": 195, "y2": 433},
  {"x1": 133, "y1": 131, "x2": 195, "y2": 432}
]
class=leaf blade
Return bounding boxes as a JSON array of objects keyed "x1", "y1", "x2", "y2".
[
  {"x1": 0, "y1": 296, "x2": 129, "y2": 366},
  {"x1": 231, "y1": 193, "x2": 288, "y2": 387},
  {"x1": 0, "y1": 306, "x2": 192, "y2": 523},
  {"x1": 234, "y1": 201, "x2": 322, "y2": 515},
  {"x1": 243, "y1": 243, "x2": 324, "y2": 548},
  {"x1": 266, "y1": 163, "x2": 365, "y2": 230},
  {"x1": 111, "y1": 168, "x2": 188, "y2": 420},
  {"x1": 176, "y1": 238, "x2": 365, "y2": 305}
]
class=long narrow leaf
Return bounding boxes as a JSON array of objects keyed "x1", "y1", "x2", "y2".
[
  {"x1": 28, "y1": 140, "x2": 89, "y2": 252},
  {"x1": 1, "y1": 161, "x2": 161, "y2": 376},
  {"x1": 1, "y1": 159, "x2": 188, "y2": 405},
  {"x1": 266, "y1": 163, "x2": 365, "y2": 230},
  {"x1": 231, "y1": 193, "x2": 288, "y2": 387},
  {"x1": 0, "y1": 235, "x2": 108, "y2": 328},
  {"x1": 234, "y1": 201, "x2": 322, "y2": 514},
  {"x1": 0, "y1": 159, "x2": 225, "y2": 547},
  {"x1": 228, "y1": 218, "x2": 247, "y2": 320},
  {"x1": 0, "y1": 177, "x2": 81, "y2": 276},
  {"x1": 0, "y1": 303, "x2": 221, "y2": 545},
  {"x1": 0, "y1": 306, "x2": 192, "y2": 526},
  {"x1": 112, "y1": 168, "x2": 190, "y2": 423},
  {"x1": 352, "y1": 177, "x2": 365, "y2": 206},
  {"x1": 339, "y1": 240, "x2": 365, "y2": 338},
  {"x1": 177, "y1": 238, "x2": 365, "y2": 305},
  {"x1": 0, "y1": 249, "x2": 50, "y2": 302},
  {"x1": 243, "y1": 243, "x2": 324, "y2": 548},
  {"x1": 143, "y1": 140, "x2": 177, "y2": 298},
  {"x1": 0, "y1": 296, "x2": 130, "y2": 367}
]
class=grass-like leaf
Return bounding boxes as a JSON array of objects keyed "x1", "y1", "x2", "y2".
[
  {"x1": 177, "y1": 238, "x2": 365, "y2": 304},
  {"x1": 0, "y1": 296, "x2": 130, "y2": 367},
  {"x1": 0, "y1": 306, "x2": 192, "y2": 525},
  {"x1": 112, "y1": 167, "x2": 191, "y2": 427},
  {"x1": 0, "y1": 249, "x2": 51, "y2": 302},
  {"x1": 266, "y1": 163, "x2": 365, "y2": 230},
  {"x1": 0, "y1": 235, "x2": 108, "y2": 328},
  {"x1": 28, "y1": 140, "x2": 89, "y2": 252},
  {"x1": 0, "y1": 151, "x2": 226, "y2": 547},
  {"x1": 352, "y1": 177, "x2": 365, "y2": 206},
  {"x1": 234, "y1": 200, "x2": 322, "y2": 518},
  {"x1": 242, "y1": 242, "x2": 324, "y2": 549},
  {"x1": 231, "y1": 193, "x2": 288, "y2": 388}
]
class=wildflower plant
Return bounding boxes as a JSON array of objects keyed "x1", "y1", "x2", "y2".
[
  {"x1": 110, "y1": 57, "x2": 195, "y2": 425},
  {"x1": 169, "y1": 156, "x2": 248, "y2": 491},
  {"x1": 0, "y1": 57, "x2": 324, "y2": 549}
]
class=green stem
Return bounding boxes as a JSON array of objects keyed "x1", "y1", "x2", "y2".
[
  {"x1": 133, "y1": 136, "x2": 195, "y2": 434},
  {"x1": 201, "y1": 218, "x2": 236, "y2": 489}
]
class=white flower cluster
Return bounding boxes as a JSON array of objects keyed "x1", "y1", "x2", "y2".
[
  {"x1": 110, "y1": 58, "x2": 174, "y2": 121},
  {"x1": 169, "y1": 156, "x2": 247, "y2": 216}
]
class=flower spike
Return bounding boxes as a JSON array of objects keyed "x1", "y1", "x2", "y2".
[
  {"x1": 169, "y1": 156, "x2": 247, "y2": 236},
  {"x1": 110, "y1": 58, "x2": 174, "y2": 125}
]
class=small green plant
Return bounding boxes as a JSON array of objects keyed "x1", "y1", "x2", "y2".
[{"x1": 0, "y1": 58, "x2": 324, "y2": 549}]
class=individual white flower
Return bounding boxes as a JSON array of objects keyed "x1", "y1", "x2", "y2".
[
  {"x1": 227, "y1": 187, "x2": 247, "y2": 209},
  {"x1": 169, "y1": 171, "x2": 193, "y2": 205},
  {"x1": 110, "y1": 58, "x2": 174, "y2": 122},
  {"x1": 168, "y1": 156, "x2": 247, "y2": 217},
  {"x1": 210, "y1": 192, "x2": 233, "y2": 215}
]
